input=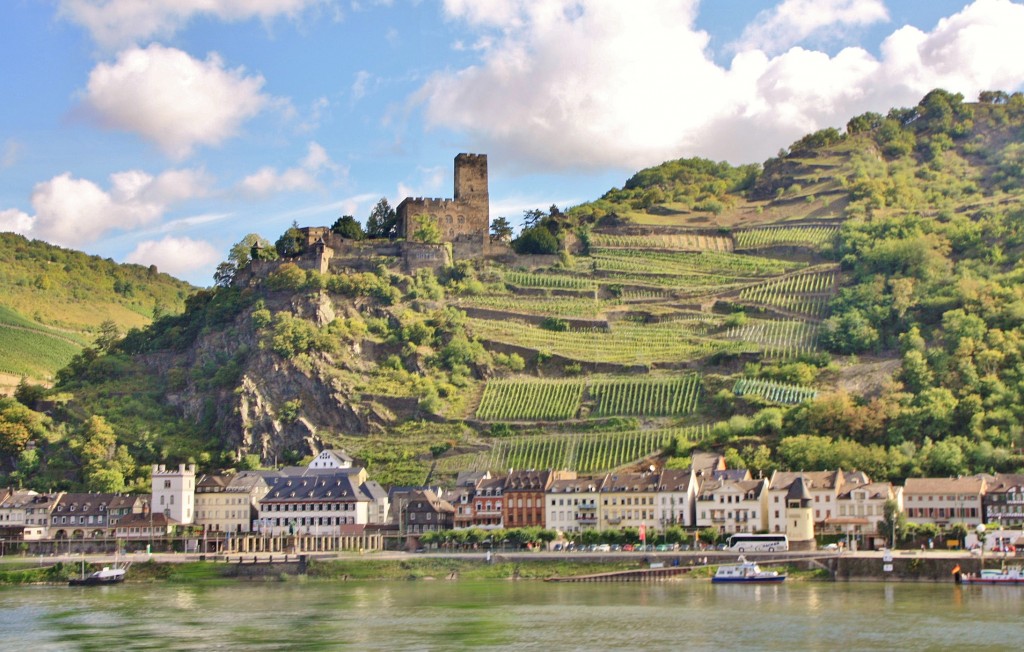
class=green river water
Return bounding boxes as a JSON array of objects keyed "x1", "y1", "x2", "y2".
[{"x1": 1, "y1": 580, "x2": 1020, "y2": 650}]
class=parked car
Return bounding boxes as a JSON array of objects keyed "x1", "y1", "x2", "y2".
[
  {"x1": 622, "y1": 544, "x2": 634, "y2": 552},
  {"x1": 992, "y1": 544, "x2": 1016, "y2": 553},
  {"x1": 610, "y1": 544, "x2": 622, "y2": 552},
  {"x1": 595, "y1": 544, "x2": 611, "y2": 552}
]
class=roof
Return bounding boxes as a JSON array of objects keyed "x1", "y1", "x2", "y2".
[
  {"x1": 838, "y1": 482, "x2": 895, "y2": 501},
  {"x1": 407, "y1": 489, "x2": 454, "y2": 514},
  {"x1": 117, "y1": 512, "x2": 178, "y2": 527},
  {"x1": 360, "y1": 481, "x2": 388, "y2": 501},
  {"x1": 603, "y1": 472, "x2": 658, "y2": 493},
  {"x1": 787, "y1": 476, "x2": 812, "y2": 502},
  {"x1": 698, "y1": 478, "x2": 767, "y2": 500},
  {"x1": 985, "y1": 474, "x2": 1024, "y2": 493},
  {"x1": 690, "y1": 451, "x2": 726, "y2": 475},
  {"x1": 903, "y1": 477, "x2": 986, "y2": 495},
  {"x1": 549, "y1": 477, "x2": 604, "y2": 493},
  {"x1": 54, "y1": 492, "x2": 119, "y2": 516},
  {"x1": 455, "y1": 470, "x2": 490, "y2": 487},
  {"x1": 505, "y1": 470, "x2": 552, "y2": 491},
  {"x1": 262, "y1": 472, "x2": 367, "y2": 503},
  {"x1": 713, "y1": 469, "x2": 752, "y2": 482},
  {"x1": 770, "y1": 470, "x2": 847, "y2": 492},
  {"x1": 657, "y1": 468, "x2": 695, "y2": 492}
]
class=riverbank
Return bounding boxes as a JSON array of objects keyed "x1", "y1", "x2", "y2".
[{"x1": 3, "y1": 548, "x2": 988, "y2": 585}]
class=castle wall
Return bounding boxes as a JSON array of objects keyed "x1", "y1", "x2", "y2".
[{"x1": 397, "y1": 153, "x2": 489, "y2": 250}]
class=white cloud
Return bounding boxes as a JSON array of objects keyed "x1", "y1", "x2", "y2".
[
  {"x1": 59, "y1": 0, "x2": 326, "y2": 49},
  {"x1": 125, "y1": 236, "x2": 221, "y2": 278},
  {"x1": 2, "y1": 139, "x2": 21, "y2": 169},
  {"x1": 2, "y1": 168, "x2": 209, "y2": 248},
  {"x1": 736, "y1": 0, "x2": 889, "y2": 55},
  {"x1": 0, "y1": 209, "x2": 34, "y2": 235},
  {"x1": 239, "y1": 142, "x2": 340, "y2": 195},
  {"x1": 418, "y1": 0, "x2": 1024, "y2": 169},
  {"x1": 83, "y1": 44, "x2": 271, "y2": 159}
]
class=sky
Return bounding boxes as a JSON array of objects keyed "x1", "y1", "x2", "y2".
[{"x1": 3, "y1": 0, "x2": 1024, "y2": 286}]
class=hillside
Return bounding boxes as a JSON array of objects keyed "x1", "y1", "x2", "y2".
[
  {"x1": 7, "y1": 88, "x2": 1024, "y2": 492},
  {"x1": 0, "y1": 233, "x2": 195, "y2": 389}
]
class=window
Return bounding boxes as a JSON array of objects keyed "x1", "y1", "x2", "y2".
[{"x1": 164, "y1": 480, "x2": 171, "y2": 489}]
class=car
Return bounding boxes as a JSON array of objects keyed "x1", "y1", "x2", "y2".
[
  {"x1": 992, "y1": 544, "x2": 1016, "y2": 553},
  {"x1": 610, "y1": 544, "x2": 622, "y2": 552},
  {"x1": 823, "y1": 543, "x2": 839, "y2": 551},
  {"x1": 622, "y1": 544, "x2": 634, "y2": 552},
  {"x1": 595, "y1": 544, "x2": 611, "y2": 552},
  {"x1": 553, "y1": 543, "x2": 563, "y2": 552}
]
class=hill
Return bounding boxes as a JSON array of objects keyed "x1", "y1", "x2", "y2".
[
  {"x1": 6, "y1": 88, "x2": 1024, "y2": 492},
  {"x1": 0, "y1": 233, "x2": 195, "y2": 390}
]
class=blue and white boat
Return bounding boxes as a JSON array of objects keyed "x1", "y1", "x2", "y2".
[{"x1": 712, "y1": 556, "x2": 786, "y2": 584}]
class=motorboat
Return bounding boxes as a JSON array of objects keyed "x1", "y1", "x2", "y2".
[
  {"x1": 959, "y1": 566, "x2": 1024, "y2": 585},
  {"x1": 712, "y1": 556, "x2": 786, "y2": 583},
  {"x1": 68, "y1": 565, "x2": 127, "y2": 586}
]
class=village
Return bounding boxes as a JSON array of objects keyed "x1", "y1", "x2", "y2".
[{"x1": 1, "y1": 448, "x2": 1021, "y2": 559}]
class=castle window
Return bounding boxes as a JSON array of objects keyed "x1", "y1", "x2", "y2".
[
  {"x1": 457, "y1": 215, "x2": 465, "y2": 224},
  {"x1": 445, "y1": 215, "x2": 453, "y2": 223}
]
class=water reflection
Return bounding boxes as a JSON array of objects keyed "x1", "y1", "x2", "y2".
[{"x1": 3, "y1": 580, "x2": 1024, "y2": 650}]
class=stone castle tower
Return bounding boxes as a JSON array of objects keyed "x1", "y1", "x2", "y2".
[{"x1": 396, "y1": 154, "x2": 489, "y2": 247}]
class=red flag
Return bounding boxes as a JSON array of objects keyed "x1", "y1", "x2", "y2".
[{"x1": 639, "y1": 522, "x2": 646, "y2": 543}]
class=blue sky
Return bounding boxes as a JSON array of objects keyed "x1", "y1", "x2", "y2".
[{"x1": 2, "y1": 0, "x2": 1023, "y2": 285}]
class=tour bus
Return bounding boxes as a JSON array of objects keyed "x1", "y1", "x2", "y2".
[{"x1": 726, "y1": 534, "x2": 789, "y2": 552}]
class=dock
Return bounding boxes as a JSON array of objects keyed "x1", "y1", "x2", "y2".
[{"x1": 545, "y1": 565, "x2": 694, "y2": 582}]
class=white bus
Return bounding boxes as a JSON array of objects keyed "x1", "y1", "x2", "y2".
[{"x1": 726, "y1": 534, "x2": 789, "y2": 552}]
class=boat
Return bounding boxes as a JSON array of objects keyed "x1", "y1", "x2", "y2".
[
  {"x1": 68, "y1": 565, "x2": 127, "y2": 586},
  {"x1": 712, "y1": 556, "x2": 786, "y2": 584},
  {"x1": 959, "y1": 566, "x2": 1024, "y2": 585}
]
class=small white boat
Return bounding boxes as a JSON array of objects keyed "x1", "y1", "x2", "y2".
[
  {"x1": 959, "y1": 566, "x2": 1024, "y2": 585},
  {"x1": 712, "y1": 556, "x2": 786, "y2": 584},
  {"x1": 69, "y1": 565, "x2": 127, "y2": 586}
]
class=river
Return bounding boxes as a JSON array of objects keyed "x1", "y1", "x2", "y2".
[{"x1": 1, "y1": 580, "x2": 1020, "y2": 650}]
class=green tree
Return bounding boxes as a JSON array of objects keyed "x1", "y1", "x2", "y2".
[
  {"x1": 512, "y1": 226, "x2": 559, "y2": 255},
  {"x1": 275, "y1": 221, "x2": 305, "y2": 257},
  {"x1": 366, "y1": 198, "x2": 398, "y2": 239},
  {"x1": 410, "y1": 213, "x2": 441, "y2": 244},
  {"x1": 331, "y1": 215, "x2": 365, "y2": 240},
  {"x1": 881, "y1": 499, "x2": 906, "y2": 548},
  {"x1": 490, "y1": 216, "x2": 514, "y2": 242}
]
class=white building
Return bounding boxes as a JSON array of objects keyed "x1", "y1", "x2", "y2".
[
  {"x1": 257, "y1": 470, "x2": 384, "y2": 536},
  {"x1": 832, "y1": 481, "x2": 902, "y2": 548},
  {"x1": 767, "y1": 470, "x2": 868, "y2": 534},
  {"x1": 655, "y1": 468, "x2": 699, "y2": 528},
  {"x1": 903, "y1": 476, "x2": 985, "y2": 527},
  {"x1": 546, "y1": 476, "x2": 604, "y2": 534},
  {"x1": 308, "y1": 449, "x2": 355, "y2": 470},
  {"x1": 152, "y1": 463, "x2": 196, "y2": 525},
  {"x1": 696, "y1": 478, "x2": 769, "y2": 534}
]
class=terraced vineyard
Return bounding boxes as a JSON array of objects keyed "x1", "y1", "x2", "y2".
[
  {"x1": 733, "y1": 377, "x2": 818, "y2": 404},
  {"x1": 456, "y1": 294, "x2": 611, "y2": 318},
  {"x1": 724, "y1": 319, "x2": 822, "y2": 358},
  {"x1": 588, "y1": 249, "x2": 802, "y2": 278},
  {"x1": 590, "y1": 374, "x2": 701, "y2": 417},
  {"x1": 589, "y1": 232, "x2": 734, "y2": 252},
  {"x1": 467, "y1": 317, "x2": 752, "y2": 366},
  {"x1": 475, "y1": 378, "x2": 586, "y2": 421},
  {"x1": 734, "y1": 225, "x2": 839, "y2": 250},
  {"x1": 474, "y1": 374, "x2": 704, "y2": 421},
  {"x1": 502, "y1": 270, "x2": 597, "y2": 291},
  {"x1": 736, "y1": 268, "x2": 838, "y2": 318},
  {"x1": 433, "y1": 425, "x2": 712, "y2": 475}
]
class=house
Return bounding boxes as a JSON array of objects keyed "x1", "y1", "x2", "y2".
[
  {"x1": 767, "y1": 470, "x2": 868, "y2": 533},
  {"x1": 307, "y1": 449, "x2": 355, "y2": 471},
  {"x1": 903, "y1": 476, "x2": 986, "y2": 526},
  {"x1": 470, "y1": 476, "x2": 505, "y2": 530},
  {"x1": 505, "y1": 470, "x2": 573, "y2": 529},
  {"x1": 442, "y1": 471, "x2": 491, "y2": 529},
  {"x1": 404, "y1": 489, "x2": 454, "y2": 535},
  {"x1": 0, "y1": 489, "x2": 45, "y2": 541},
  {"x1": 546, "y1": 475, "x2": 605, "y2": 534},
  {"x1": 49, "y1": 493, "x2": 119, "y2": 539},
  {"x1": 107, "y1": 495, "x2": 147, "y2": 530},
  {"x1": 194, "y1": 471, "x2": 271, "y2": 534},
  {"x1": 600, "y1": 471, "x2": 659, "y2": 532},
  {"x1": 656, "y1": 468, "x2": 700, "y2": 528},
  {"x1": 832, "y1": 481, "x2": 902, "y2": 549},
  {"x1": 257, "y1": 471, "x2": 375, "y2": 536},
  {"x1": 696, "y1": 478, "x2": 769, "y2": 534},
  {"x1": 981, "y1": 473, "x2": 1024, "y2": 527},
  {"x1": 115, "y1": 510, "x2": 177, "y2": 540},
  {"x1": 22, "y1": 492, "x2": 62, "y2": 540}
]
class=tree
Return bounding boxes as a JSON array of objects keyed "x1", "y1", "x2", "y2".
[
  {"x1": 366, "y1": 198, "x2": 398, "y2": 239},
  {"x1": 331, "y1": 215, "x2": 365, "y2": 240},
  {"x1": 213, "y1": 261, "x2": 236, "y2": 288},
  {"x1": 94, "y1": 319, "x2": 121, "y2": 352},
  {"x1": 512, "y1": 225, "x2": 559, "y2": 255},
  {"x1": 490, "y1": 216, "x2": 514, "y2": 242},
  {"x1": 522, "y1": 208, "x2": 545, "y2": 228},
  {"x1": 881, "y1": 498, "x2": 906, "y2": 548},
  {"x1": 275, "y1": 221, "x2": 305, "y2": 257},
  {"x1": 229, "y1": 233, "x2": 274, "y2": 268},
  {"x1": 410, "y1": 213, "x2": 441, "y2": 244}
]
